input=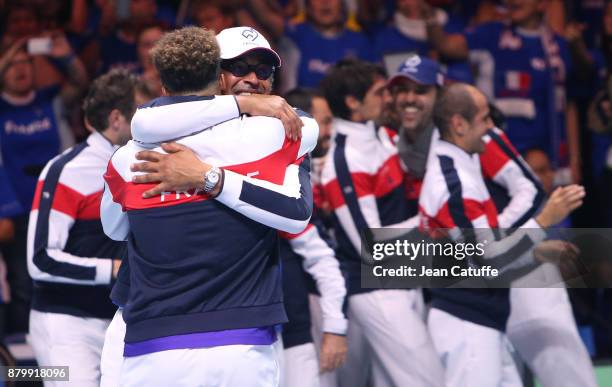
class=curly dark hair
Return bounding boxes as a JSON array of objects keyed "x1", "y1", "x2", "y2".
[
  {"x1": 82, "y1": 69, "x2": 139, "y2": 132},
  {"x1": 151, "y1": 26, "x2": 220, "y2": 94}
]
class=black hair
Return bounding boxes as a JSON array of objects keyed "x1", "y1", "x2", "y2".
[
  {"x1": 283, "y1": 87, "x2": 322, "y2": 113},
  {"x1": 320, "y1": 59, "x2": 385, "y2": 120}
]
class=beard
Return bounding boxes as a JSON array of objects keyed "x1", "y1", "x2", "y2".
[
  {"x1": 231, "y1": 81, "x2": 268, "y2": 96},
  {"x1": 312, "y1": 136, "x2": 331, "y2": 158},
  {"x1": 399, "y1": 103, "x2": 433, "y2": 144}
]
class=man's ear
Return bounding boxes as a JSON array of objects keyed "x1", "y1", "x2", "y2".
[
  {"x1": 219, "y1": 72, "x2": 232, "y2": 93},
  {"x1": 161, "y1": 86, "x2": 169, "y2": 96},
  {"x1": 451, "y1": 114, "x2": 466, "y2": 136},
  {"x1": 344, "y1": 95, "x2": 360, "y2": 112},
  {"x1": 83, "y1": 116, "x2": 95, "y2": 133},
  {"x1": 107, "y1": 109, "x2": 123, "y2": 131}
]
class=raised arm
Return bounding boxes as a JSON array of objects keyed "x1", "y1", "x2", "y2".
[
  {"x1": 423, "y1": 3, "x2": 469, "y2": 60},
  {"x1": 453, "y1": 185, "x2": 584, "y2": 280}
]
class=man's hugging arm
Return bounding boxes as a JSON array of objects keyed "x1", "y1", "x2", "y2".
[
  {"x1": 131, "y1": 94, "x2": 304, "y2": 144},
  {"x1": 130, "y1": 115, "x2": 319, "y2": 234}
]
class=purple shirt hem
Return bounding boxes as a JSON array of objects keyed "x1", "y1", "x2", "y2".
[{"x1": 123, "y1": 326, "x2": 277, "y2": 357}]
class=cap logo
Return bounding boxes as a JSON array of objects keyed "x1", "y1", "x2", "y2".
[
  {"x1": 403, "y1": 56, "x2": 421, "y2": 73},
  {"x1": 241, "y1": 28, "x2": 259, "y2": 41}
]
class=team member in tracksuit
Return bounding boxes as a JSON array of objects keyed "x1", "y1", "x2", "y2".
[
  {"x1": 277, "y1": 89, "x2": 347, "y2": 387},
  {"x1": 319, "y1": 59, "x2": 444, "y2": 387},
  {"x1": 101, "y1": 27, "x2": 318, "y2": 386},
  {"x1": 419, "y1": 82, "x2": 585, "y2": 387},
  {"x1": 26, "y1": 70, "x2": 143, "y2": 387},
  {"x1": 387, "y1": 54, "x2": 596, "y2": 387},
  {"x1": 483, "y1": 130, "x2": 597, "y2": 387}
]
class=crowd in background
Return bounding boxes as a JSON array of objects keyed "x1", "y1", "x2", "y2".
[{"x1": 1, "y1": 0, "x2": 612, "y2": 360}]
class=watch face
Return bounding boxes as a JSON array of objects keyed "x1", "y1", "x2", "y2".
[{"x1": 208, "y1": 171, "x2": 220, "y2": 184}]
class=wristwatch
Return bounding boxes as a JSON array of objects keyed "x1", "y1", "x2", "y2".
[{"x1": 203, "y1": 166, "x2": 222, "y2": 193}]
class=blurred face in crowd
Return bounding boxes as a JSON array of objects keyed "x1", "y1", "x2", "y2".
[
  {"x1": 462, "y1": 89, "x2": 492, "y2": 154},
  {"x1": 130, "y1": 0, "x2": 157, "y2": 23},
  {"x1": 396, "y1": 0, "x2": 421, "y2": 18},
  {"x1": 389, "y1": 77, "x2": 437, "y2": 141},
  {"x1": 194, "y1": 5, "x2": 234, "y2": 33},
  {"x1": 5, "y1": 7, "x2": 39, "y2": 39},
  {"x1": 348, "y1": 77, "x2": 387, "y2": 122},
  {"x1": 605, "y1": 2, "x2": 612, "y2": 37},
  {"x1": 2, "y1": 50, "x2": 34, "y2": 96},
  {"x1": 308, "y1": 0, "x2": 343, "y2": 29},
  {"x1": 311, "y1": 96, "x2": 333, "y2": 157},
  {"x1": 219, "y1": 51, "x2": 275, "y2": 95},
  {"x1": 524, "y1": 149, "x2": 554, "y2": 193},
  {"x1": 137, "y1": 26, "x2": 163, "y2": 68},
  {"x1": 506, "y1": 0, "x2": 544, "y2": 25}
]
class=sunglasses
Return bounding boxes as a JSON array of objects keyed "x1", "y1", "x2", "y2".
[{"x1": 221, "y1": 60, "x2": 275, "y2": 80}]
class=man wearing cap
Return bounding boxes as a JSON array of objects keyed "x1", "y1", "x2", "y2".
[
  {"x1": 126, "y1": 26, "x2": 349, "y2": 387},
  {"x1": 316, "y1": 58, "x2": 444, "y2": 387},
  {"x1": 383, "y1": 55, "x2": 444, "y2": 214},
  {"x1": 100, "y1": 26, "x2": 320, "y2": 386}
]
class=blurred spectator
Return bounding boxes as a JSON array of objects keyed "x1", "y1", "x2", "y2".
[
  {"x1": 0, "y1": 36, "x2": 86, "y2": 211},
  {"x1": 566, "y1": 0, "x2": 606, "y2": 50},
  {"x1": 588, "y1": 74, "x2": 612, "y2": 228},
  {"x1": 96, "y1": 0, "x2": 167, "y2": 74},
  {"x1": 135, "y1": 23, "x2": 164, "y2": 96},
  {"x1": 0, "y1": 33, "x2": 86, "y2": 335},
  {"x1": 602, "y1": 0, "x2": 612, "y2": 68},
  {"x1": 1, "y1": 4, "x2": 66, "y2": 89},
  {"x1": 0, "y1": 161, "x2": 21, "y2": 339},
  {"x1": 524, "y1": 148, "x2": 555, "y2": 194},
  {"x1": 426, "y1": 0, "x2": 580, "y2": 184},
  {"x1": 0, "y1": 164, "x2": 20, "y2": 244},
  {"x1": 374, "y1": 0, "x2": 473, "y2": 82},
  {"x1": 281, "y1": 0, "x2": 375, "y2": 89},
  {"x1": 556, "y1": 3, "x2": 610, "y2": 228},
  {"x1": 374, "y1": 0, "x2": 436, "y2": 70},
  {"x1": 190, "y1": 0, "x2": 236, "y2": 33},
  {"x1": 1, "y1": 3, "x2": 40, "y2": 47}
]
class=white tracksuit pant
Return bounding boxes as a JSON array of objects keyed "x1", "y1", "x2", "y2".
[{"x1": 29, "y1": 310, "x2": 110, "y2": 387}]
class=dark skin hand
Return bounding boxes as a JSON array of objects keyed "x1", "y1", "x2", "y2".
[
  {"x1": 236, "y1": 94, "x2": 303, "y2": 141},
  {"x1": 131, "y1": 143, "x2": 215, "y2": 198}
]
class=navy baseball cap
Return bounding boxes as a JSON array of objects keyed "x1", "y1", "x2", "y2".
[{"x1": 387, "y1": 55, "x2": 444, "y2": 87}]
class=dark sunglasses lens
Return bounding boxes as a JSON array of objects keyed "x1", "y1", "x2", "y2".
[
  {"x1": 230, "y1": 61, "x2": 250, "y2": 77},
  {"x1": 255, "y1": 64, "x2": 274, "y2": 80}
]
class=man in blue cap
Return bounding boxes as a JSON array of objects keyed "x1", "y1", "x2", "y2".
[
  {"x1": 319, "y1": 58, "x2": 444, "y2": 387},
  {"x1": 384, "y1": 55, "x2": 444, "y2": 214}
]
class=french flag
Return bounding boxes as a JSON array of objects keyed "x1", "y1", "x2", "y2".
[{"x1": 505, "y1": 71, "x2": 531, "y2": 92}]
